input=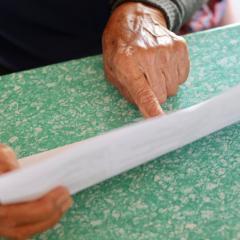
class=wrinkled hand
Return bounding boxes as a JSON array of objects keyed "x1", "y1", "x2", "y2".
[
  {"x1": 0, "y1": 144, "x2": 73, "y2": 240},
  {"x1": 103, "y1": 2, "x2": 190, "y2": 117}
]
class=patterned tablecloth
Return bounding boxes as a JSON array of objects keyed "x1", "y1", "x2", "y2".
[{"x1": 0, "y1": 24, "x2": 240, "y2": 240}]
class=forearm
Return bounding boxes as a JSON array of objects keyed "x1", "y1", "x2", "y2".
[{"x1": 110, "y1": 0, "x2": 208, "y2": 32}]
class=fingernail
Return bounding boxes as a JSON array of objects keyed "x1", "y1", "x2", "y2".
[{"x1": 61, "y1": 199, "x2": 73, "y2": 213}]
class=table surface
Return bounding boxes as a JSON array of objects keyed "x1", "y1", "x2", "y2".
[{"x1": 0, "y1": 24, "x2": 240, "y2": 240}]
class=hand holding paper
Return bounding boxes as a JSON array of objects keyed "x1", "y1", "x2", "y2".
[{"x1": 0, "y1": 145, "x2": 72, "y2": 239}]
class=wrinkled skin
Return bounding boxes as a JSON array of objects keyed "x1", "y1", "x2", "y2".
[
  {"x1": 103, "y1": 2, "x2": 190, "y2": 118},
  {"x1": 0, "y1": 144, "x2": 73, "y2": 240}
]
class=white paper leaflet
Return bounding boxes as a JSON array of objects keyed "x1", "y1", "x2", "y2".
[{"x1": 0, "y1": 85, "x2": 239, "y2": 204}]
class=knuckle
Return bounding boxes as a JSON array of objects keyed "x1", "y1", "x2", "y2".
[
  {"x1": 175, "y1": 35, "x2": 186, "y2": 44},
  {"x1": 136, "y1": 89, "x2": 154, "y2": 105},
  {"x1": 157, "y1": 50, "x2": 171, "y2": 65},
  {"x1": 174, "y1": 37, "x2": 188, "y2": 50},
  {"x1": 159, "y1": 41, "x2": 174, "y2": 52}
]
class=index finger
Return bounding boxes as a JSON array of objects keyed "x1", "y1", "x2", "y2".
[{"x1": 127, "y1": 74, "x2": 164, "y2": 118}]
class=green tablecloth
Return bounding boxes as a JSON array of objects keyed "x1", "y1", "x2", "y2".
[{"x1": 0, "y1": 24, "x2": 240, "y2": 240}]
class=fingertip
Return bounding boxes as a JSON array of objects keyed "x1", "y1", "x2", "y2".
[
  {"x1": 0, "y1": 144, "x2": 16, "y2": 159},
  {"x1": 140, "y1": 102, "x2": 164, "y2": 118},
  {"x1": 0, "y1": 144, "x2": 19, "y2": 173},
  {"x1": 150, "y1": 106, "x2": 165, "y2": 118}
]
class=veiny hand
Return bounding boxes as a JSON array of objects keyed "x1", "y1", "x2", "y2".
[
  {"x1": 0, "y1": 144, "x2": 73, "y2": 240},
  {"x1": 103, "y1": 2, "x2": 190, "y2": 118}
]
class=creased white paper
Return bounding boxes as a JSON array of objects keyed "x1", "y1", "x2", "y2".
[{"x1": 0, "y1": 85, "x2": 240, "y2": 204}]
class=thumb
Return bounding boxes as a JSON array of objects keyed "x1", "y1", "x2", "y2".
[
  {"x1": 128, "y1": 74, "x2": 164, "y2": 118},
  {"x1": 0, "y1": 144, "x2": 19, "y2": 174}
]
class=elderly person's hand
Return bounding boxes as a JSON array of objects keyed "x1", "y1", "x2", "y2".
[
  {"x1": 103, "y1": 2, "x2": 190, "y2": 118},
  {"x1": 0, "y1": 144, "x2": 72, "y2": 240}
]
